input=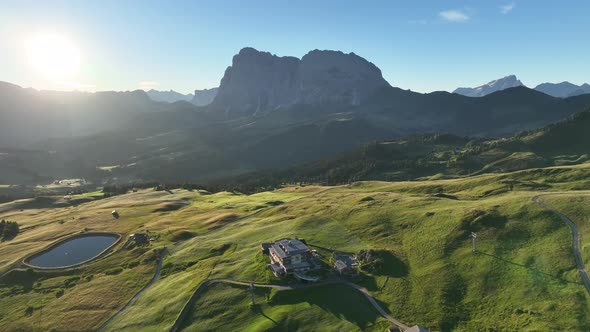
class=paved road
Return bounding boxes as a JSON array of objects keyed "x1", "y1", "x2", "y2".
[
  {"x1": 169, "y1": 278, "x2": 409, "y2": 332},
  {"x1": 533, "y1": 194, "x2": 590, "y2": 295}
]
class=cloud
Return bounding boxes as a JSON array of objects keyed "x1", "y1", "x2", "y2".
[
  {"x1": 439, "y1": 9, "x2": 470, "y2": 23},
  {"x1": 139, "y1": 81, "x2": 160, "y2": 90},
  {"x1": 500, "y1": 2, "x2": 515, "y2": 14}
]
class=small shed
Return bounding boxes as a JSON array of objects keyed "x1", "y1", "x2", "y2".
[{"x1": 333, "y1": 252, "x2": 359, "y2": 276}]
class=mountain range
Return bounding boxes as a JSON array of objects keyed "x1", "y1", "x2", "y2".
[
  {"x1": 146, "y1": 88, "x2": 219, "y2": 106},
  {"x1": 454, "y1": 75, "x2": 590, "y2": 98},
  {"x1": 145, "y1": 89, "x2": 194, "y2": 103},
  {"x1": 2, "y1": 47, "x2": 590, "y2": 185},
  {"x1": 534, "y1": 82, "x2": 590, "y2": 98}
]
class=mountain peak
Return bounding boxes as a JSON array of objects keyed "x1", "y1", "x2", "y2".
[
  {"x1": 210, "y1": 47, "x2": 390, "y2": 117},
  {"x1": 453, "y1": 75, "x2": 524, "y2": 97}
]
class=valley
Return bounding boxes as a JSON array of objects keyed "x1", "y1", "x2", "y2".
[{"x1": 3, "y1": 2, "x2": 590, "y2": 331}]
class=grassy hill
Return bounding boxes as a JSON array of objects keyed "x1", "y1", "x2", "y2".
[
  {"x1": 221, "y1": 108, "x2": 590, "y2": 190},
  {"x1": 2, "y1": 164, "x2": 590, "y2": 330}
]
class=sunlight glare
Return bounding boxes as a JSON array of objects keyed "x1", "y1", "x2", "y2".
[{"x1": 26, "y1": 33, "x2": 81, "y2": 80}]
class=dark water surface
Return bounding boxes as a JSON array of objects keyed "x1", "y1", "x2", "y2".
[{"x1": 28, "y1": 235, "x2": 117, "y2": 268}]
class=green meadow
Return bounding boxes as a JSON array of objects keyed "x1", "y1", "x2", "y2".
[{"x1": 2, "y1": 164, "x2": 590, "y2": 331}]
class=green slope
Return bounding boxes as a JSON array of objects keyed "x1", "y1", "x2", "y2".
[{"x1": 221, "y1": 108, "x2": 590, "y2": 190}]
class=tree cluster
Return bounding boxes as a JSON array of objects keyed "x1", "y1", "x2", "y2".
[{"x1": 0, "y1": 220, "x2": 19, "y2": 241}]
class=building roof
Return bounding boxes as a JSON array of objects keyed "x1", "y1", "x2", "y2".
[
  {"x1": 405, "y1": 325, "x2": 429, "y2": 332},
  {"x1": 270, "y1": 238, "x2": 309, "y2": 259}
]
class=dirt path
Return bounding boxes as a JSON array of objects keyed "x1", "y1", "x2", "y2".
[
  {"x1": 533, "y1": 194, "x2": 590, "y2": 295},
  {"x1": 168, "y1": 278, "x2": 409, "y2": 332}
]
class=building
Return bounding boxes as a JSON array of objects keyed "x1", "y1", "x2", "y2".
[
  {"x1": 264, "y1": 238, "x2": 314, "y2": 277},
  {"x1": 333, "y1": 252, "x2": 359, "y2": 276}
]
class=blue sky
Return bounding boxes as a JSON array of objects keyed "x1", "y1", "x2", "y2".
[{"x1": 1, "y1": 1, "x2": 589, "y2": 93}]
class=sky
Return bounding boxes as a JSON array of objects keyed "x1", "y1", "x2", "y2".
[{"x1": 1, "y1": 0, "x2": 589, "y2": 94}]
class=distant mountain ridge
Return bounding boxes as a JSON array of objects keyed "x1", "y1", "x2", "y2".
[
  {"x1": 453, "y1": 75, "x2": 524, "y2": 97},
  {"x1": 0, "y1": 82, "x2": 191, "y2": 147},
  {"x1": 534, "y1": 82, "x2": 590, "y2": 98},
  {"x1": 146, "y1": 89, "x2": 193, "y2": 103},
  {"x1": 453, "y1": 76, "x2": 590, "y2": 98},
  {"x1": 146, "y1": 88, "x2": 219, "y2": 106}
]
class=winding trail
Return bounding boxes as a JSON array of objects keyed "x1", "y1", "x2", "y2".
[
  {"x1": 533, "y1": 194, "x2": 590, "y2": 295},
  {"x1": 168, "y1": 278, "x2": 409, "y2": 332}
]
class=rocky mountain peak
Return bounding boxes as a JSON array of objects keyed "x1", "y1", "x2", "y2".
[
  {"x1": 210, "y1": 47, "x2": 390, "y2": 117},
  {"x1": 454, "y1": 75, "x2": 524, "y2": 97}
]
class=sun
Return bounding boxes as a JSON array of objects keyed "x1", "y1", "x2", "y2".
[{"x1": 26, "y1": 33, "x2": 81, "y2": 80}]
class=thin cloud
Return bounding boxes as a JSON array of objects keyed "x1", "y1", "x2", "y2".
[
  {"x1": 500, "y1": 2, "x2": 516, "y2": 14},
  {"x1": 439, "y1": 9, "x2": 470, "y2": 23}
]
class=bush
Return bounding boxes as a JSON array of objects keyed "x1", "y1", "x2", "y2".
[
  {"x1": 104, "y1": 267, "x2": 123, "y2": 275},
  {"x1": 25, "y1": 306, "x2": 35, "y2": 316},
  {"x1": 55, "y1": 289, "x2": 65, "y2": 298},
  {"x1": 0, "y1": 220, "x2": 19, "y2": 241},
  {"x1": 63, "y1": 276, "x2": 80, "y2": 288}
]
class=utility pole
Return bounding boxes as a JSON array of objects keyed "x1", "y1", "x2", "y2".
[{"x1": 471, "y1": 232, "x2": 478, "y2": 253}]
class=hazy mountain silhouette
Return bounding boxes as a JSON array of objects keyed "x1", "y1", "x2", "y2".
[
  {"x1": 534, "y1": 82, "x2": 590, "y2": 98},
  {"x1": 146, "y1": 89, "x2": 193, "y2": 103}
]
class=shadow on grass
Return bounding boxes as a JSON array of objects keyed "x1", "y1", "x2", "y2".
[
  {"x1": 252, "y1": 304, "x2": 279, "y2": 326},
  {"x1": 270, "y1": 283, "x2": 381, "y2": 330},
  {"x1": 378, "y1": 251, "x2": 409, "y2": 278},
  {"x1": 478, "y1": 252, "x2": 579, "y2": 285}
]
